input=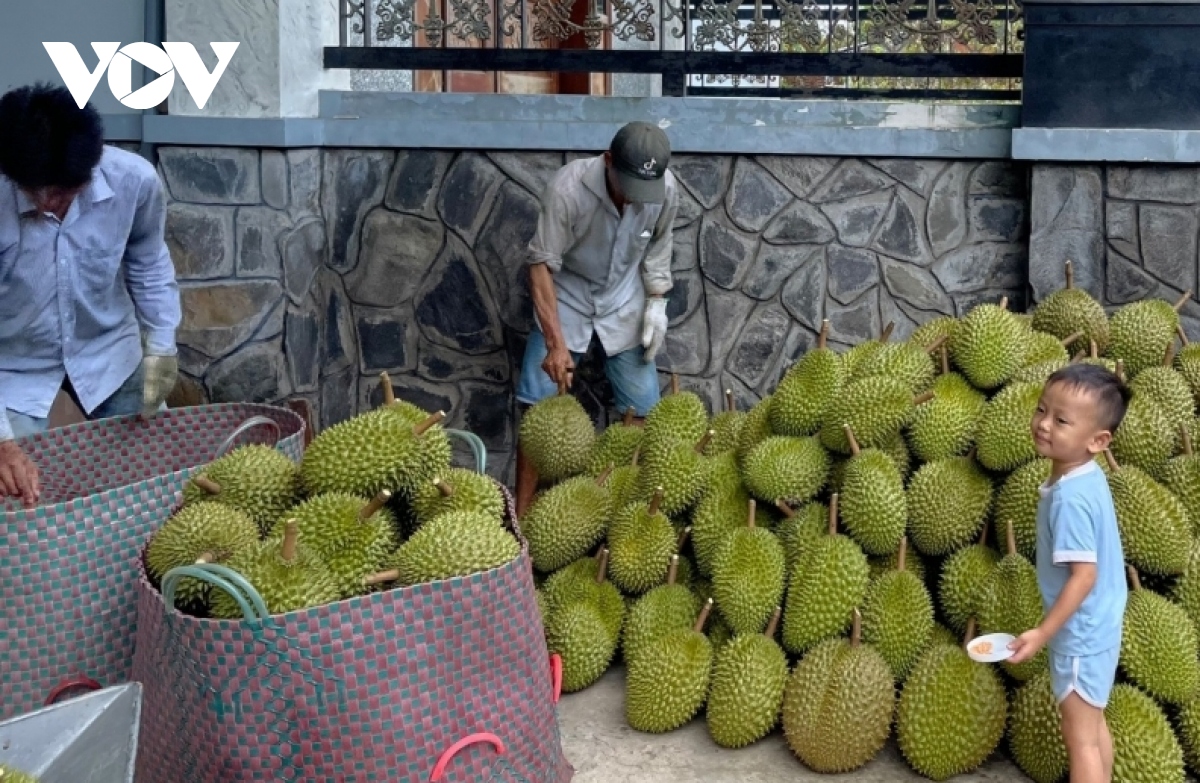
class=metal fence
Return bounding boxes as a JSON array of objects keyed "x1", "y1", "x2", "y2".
[{"x1": 325, "y1": 0, "x2": 1024, "y2": 99}]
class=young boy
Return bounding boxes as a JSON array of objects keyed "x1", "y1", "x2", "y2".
[{"x1": 1007, "y1": 363, "x2": 1131, "y2": 783}]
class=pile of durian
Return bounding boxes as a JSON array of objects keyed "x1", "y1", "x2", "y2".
[
  {"x1": 143, "y1": 375, "x2": 520, "y2": 618},
  {"x1": 525, "y1": 261, "x2": 1200, "y2": 783}
]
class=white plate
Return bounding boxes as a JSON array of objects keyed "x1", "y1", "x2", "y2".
[{"x1": 966, "y1": 633, "x2": 1016, "y2": 663}]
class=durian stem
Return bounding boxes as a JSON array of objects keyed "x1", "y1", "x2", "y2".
[
  {"x1": 623, "y1": 407, "x2": 635, "y2": 426},
  {"x1": 775, "y1": 500, "x2": 795, "y2": 518},
  {"x1": 1178, "y1": 324, "x2": 1191, "y2": 347},
  {"x1": 1127, "y1": 564, "x2": 1142, "y2": 591},
  {"x1": 670, "y1": 374, "x2": 680, "y2": 395},
  {"x1": 765, "y1": 606, "x2": 782, "y2": 639},
  {"x1": 1174, "y1": 290, "x2": 1193, "y2": 312},
  {"x1": 940, "y1": 343, "x2": 950, "y2": 376},
  {"x1": 649, "y1": 487, "x2": 664, "y2": 516},
  {"x1": 1005, "y1": 519, "x2": 1017, "y2": 557},
  {"x1": 843, "y1": 424, "x2": 861, "y2": 456},
  {"x1": 695, "y1": 430, "x2": 715, "y2": 454},
  {"x1": 413, "y1": 411, "x2": 446, "y2": 437},
  {"x1": 1071, "y1": 349, "x2": 1087, "y2": 363},
  {"x1": 1183, "y1": 425, "x2": 1194, "y2": 457},
  {"x1": 194, "y1": 551, "x2": 216, "y2": 565},
  {"x1": 1103, "y1": 448, "x2": 1121, "y2": 473},
  {"x1": 818, "y1": 319, "x2": 830, "y2": 350},
  {"x1": 360, "y1": 489, "x2": 392, "y2": 520},
  {"x1": 1061, "y1": 331, "x2": 1084, "y2": 349},
  {"x1": 630, "y1": 448, "x2": 640, "y2": 467},
  {"x1": 978, "y1": 522, "x2": 989, "y2": 546},
  {"x1": 1165, "y1": 342, "x2": 1178, "y2": 367},
  {"x1": 963, "y1": 617, "x2": 977, "y2": 649},
  {"x1": 435, "y1": 479, "x2": 454, "y2": 498},
  {"x1": 380, "y1": 371, "x2": 395, "y2": 406},
  {"x1": 677, "y1": 525, "x2": 692, "y2": 551},
  {"x1": 364, "y1": 569, "x2": 400, "y2": 586},
  {"x1": 193, "y1": 476, "x2": 222, "y2": 495},
  {"x1": 897, "y1": 537, "x2": 908, "y2": 572},
  {"x1": 1115, "y1": 360, "x2": 1126, "y2": 384},
  {"x1": 556, "y1": 378, "x2": 567, "y2": 395},
  {"x1": 924, "y1": 334, "x2": 949, "y2": 355},
  {"x1": 596, "y1": 465, "x2": 615, "y2": 486},
  {"x1": 725, "y1": 389, "x2": 735, "y2": 413},
  {"x1": 694, "y1": 597, "x2": 714, "y2": 633},
  {"x1": 1065, "y1": 259, "x2": 1074, "y2": 290},
  {"x1": 281, "y1": 520, "x2": 299, "y2": 563},
  {"x1": 967, "y1": 446, "x2": 977, "y2": 461},
  {"x1": 913, "y1": 391, "x2": 936, "y2": 406},
  {"x1": 595, "y1": 548, "x2": 611, "y2": 584},
  {"x1": 667, "y1": 554, "x2": 679, "y2": 586},
  {"x1": 881, "y1": 321, "x2": 895, "y2": 343},
  {"x1": 828, "y1": 493, "x2": 839, "y2": 536},
  {"x1": 999, "y1": 296, "x2": 1009, "y2": 311},
  {"x1": 850, "y1": 608, "x2": 862, "y2": 647},
  {"x1": 1090, "y1": 339, "x2": 1099, "y2": 360},
  {"x1": 747, "y1": 498, "x2": 757, "y2": 529}
]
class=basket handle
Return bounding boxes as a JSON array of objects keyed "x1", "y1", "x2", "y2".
[
  {"x1": 430, "y1": 733, "x2": 506, "y2": 782},
  {"x1": 162, "y1": 563, "x2": 270, "y2": 623},
  {"x1": 446, "y1": 429, "x2": 487, "y2": 474},
  {"x1": 45, "y1": 676, "x2": 102, "y2": 706},
  {"x1": 214, "y1": 416, "x2": 284, "y2": 460},
  {"x1": 549, "y1": 653, "x2": 562, "y2": 704}
]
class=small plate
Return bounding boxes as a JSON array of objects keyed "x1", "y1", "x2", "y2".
[{"x1": 966, "y1": 633, "x2": 1016, "y2": 663}]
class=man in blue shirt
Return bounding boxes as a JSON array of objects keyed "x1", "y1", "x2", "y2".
[{"x1": 0, "y1": 84, "x2": 181, "y2": 508}]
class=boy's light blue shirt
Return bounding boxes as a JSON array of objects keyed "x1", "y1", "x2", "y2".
[{"x1": 1036, "y1": 459, "x2": 1127, "y2": 656}]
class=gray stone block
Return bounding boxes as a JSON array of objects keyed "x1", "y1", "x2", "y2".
[
  {"x1": 809, "y1": 160, "x2": 893, "y2": 204},
  {"x1": 671, "y1": 155, "x2": 733, "y2": 210},
  {"x1": 667, "y1": 268, "x2": 705, "y2": 326},
  {"x1": 317, "y1": 270, "x2": 358, "y2": 377},
  {"x1": 700, "y1": 215, "x2": 758, "y2": 289},
  {"x1": 453, "y1": 380, "x2": 514, "y2": 452},
  {"x1": 386, "y1": 150, "x2": 454, "y2": 218},
  {"x1": 755, "y1": 156, "x2": 837, "y2": 199},
  {"x1": 475, "y1": 182, "x2": 540, "y2": 333},
  {"x1": 727, "y1": 301, "x2": 792, "y2": 389},
  {"x1": 236, "y1": 207, "x2": 290, "y2": 278},
  {"x1": 282, "y1": 217, "x2": 327, "y2": 304},
  {"x1": 206, "y1": 338, "x2": 291, "y2": 405},
  {"x1": 674, "y1": 186, "x2": 704, "y2": 229},
  {"x1": 742, "y1": 244, "x2": 821, "y2": 301},
  {"x1": 418, "y1": 339, "x2": 510, "y2": 385},
  {"x1": 261, "y1": 151, "x2": 288, "y2": 210},
  {"x1": 671, "y1": 222, "x2": 699, "y2": 272},
  {"x1": 166, "y1": 203, "x2": 235, "y2": 279},
  {"x1": 487, "y1": 152, "x2": 564, "y2": 198},
  {"x1": 703, "y1": 283, "x2": 757, "y2": 377},
  {"x1": 826, "y1": 287, "x2": 881, "y2": 345},
  {"x1": 1106, "y1": 201, "x2": 1139, "y2": 262},
  {"x1": 969, "y1": 162, "x2": 1025, "y2": 198},
  {"x1": 879, "y1": 288, "x2": 918, "y2": 341},
  {"x1": 870, "y1": 159, "x2": 947, "y2": 196},
  {"x1": 757, "y1": 321, "x2": 817, "y2": 395},
  {"x1": 660, "y1": 306, "x2": 709, "y2": 376},
  {"x1": 881, "y1": 257, "x2": 954, "y2": 314},
  {"x1": 1029, "y1": 165, "x2": 1104, "y2": 303},
  {"x1": 284, "y1": 304, "x2": 320, "y2": 392},
  {"x1": 437, "y1": 153, "x2": 508, "y2": 246},
  {"x1": 820, "y1": 190, "x2": 893, "y2": 248},
  {"x1": 159, "y1": 148, "x2": 261, "y2": 205},
  {"x1": 345, "y1": 209, "x2": 445, "y2": 308},
  {"x1": 287, "y1": 149, "x2": 322, "y2": 218},
  {"x1": 321, "y1": 368, "x2": 357, "y2": 429},
  {"x1": 725, "y1": 158, "x2": 792, "y2": 233},
  {"x1": 827, "y1": 245, "x2": 880, "y2": 306},
  {"x1": 873, "y1": 186, "x2": 932, "y2": 265},
  {"x1": 1108, "y1": 166, "x2": 1200, "y2": 204},
  {"x1": 177, "y1": 280, "x2": 282, "y2": 358},
  {"x1": 781, "y1": 256, "x2": 827, "y2": 330},
  {"x1": 1106, "y1": 247, "x2": 1159, "y2": 304},
  {"x1": 968, "y1": 198, "x2": 1027, "y2": 244},
  {"x1": 932, "y1": 242, "x2": 1026, "y2": 294},
  {"x1": 1139, "y1": 205, "x2": 1198, "y2": 295},
  {"x1": 927, "y1": 163, "x2": 971, "y2": 258},
  {"x1": 414, "y1": 232, "x2": 504, "y2": 355},
  {"x1": 322, "y1": 150, "x2": 394, "y2": 273},
  {"x1": 763, "y1": 201, "x2": 836, "y2": 246},
  {"x1": 355, "y1": 303, "x2": 418, "y2": 374}
]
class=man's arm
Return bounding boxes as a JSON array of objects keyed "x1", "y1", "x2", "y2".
[
  {"x1": 123, "y1": 170, "x2": 181, "y2": 357},
  {"x1": 0, "y1": 407, "x2": 40, "y2": 507},
  {"x1": 641, "y1": 178, "x2": 678, "y2": 298},
  {"x1": 528, "y1": 180, "x2": 576, "y2": 385}
]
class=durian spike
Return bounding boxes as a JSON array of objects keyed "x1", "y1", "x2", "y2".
[
  {"x1": 1065, "y1": 259, "x2": 1075, "y2": 290},
  {"x1": 434, "y1": 478, "x2": 454, "y2": 497},
  {"x1": 677, "y1": 525, "x2": 692, "y2": 551},
  {"x1": 1104, "y1": 448, "x2": 1121, "y2": 473},
  {"x1": 747, "y1": 498, "x2": 757, "y2": 529},
  {"x1": 1060, "y1": 331, "x2": 1084, "y2": 348},
  {"x1": 1115, "y1": 359, "x2": 1127, "y2": 384},
  {"x1": 818, "y1": 319, "x2": 830, "y2": 350},
  {"x1": 1127, "y1": 564, "x2": 1142, "y2": 591},
  {"x1": 623, "y1": 407, "x2": 636, "y2": 426},
  {"x1": 595, "y1": 548, "x2": 611, "y2": 585},
  {"x1": 843, "y1": 424, "x2": 861, "y2": 457},
  {"x1": 670, "y1": 374, "x2": 680, "y2": 395},
  {"x1": 850, "y1": 608, "x2": 862, "y2": 647},
  {"x1": 1005, "y1": 519, "x2": 1017, "y2": 557},
  {"x1": 281, "y1": 520, "x2": 300, "y2": 563},
  {"x1": 828, "y1": 493, "x2": 839, "y2": 536},
  {"x1": 725, "y1": 389, "x2": 735, "y2": 413},
  {"x1": 924, "y1": 334, "x2": 949, "y2": 355},
  {"x1": 881, "y1": 322, "x2": 895, "y2": 342},
  {"x1": 775, "y1": 500, "x2": 795, "y2": 518},
  {"x1": 1178, "y1": 324, "x2": 1190, "y2": 347},
  {"x1": 999, "y1": 296, "x2": 1009, "y2": 311},
  {"x1": 380, "y1": 371, "x2": 395, "y2": 406},
  {"x1": 1174, "y1": 290, "x2": 1193, "y2": 312},
  {"x1": 695, "y1": 429, "x2": 715, "y2": 454},
  {"x1": 649, "y1": 487, "x2": 665, "y2": 516},
  {"x1": 913, "y1": 390, "x2": 936, "y2": 406},
  {"x1": 412, "y1": 411, "x2": 445, "y2": 437},
  {"x1": 939, "y1": 343, "x2": 950, "y2": 375},
  {"x1": 693, "y1": 597, "x2": 714, "y2": 633},
  {"x1": 360, "y1": 489, "x2": 392, "y2": 520},
  {"x1": 630, "y1": 448, "x2": 640, "y2": 467},
  {"x1": 667, "y1": 554, "x2": 680, "y2": 586},
  {"x1": 193, "y1": 476, "x2": 221, "y2": 495},
  {"x1": 964, "y1": 617, "x2": 977, "y2": 648},
  {"x1": 1165, "y1": 342, "x2": 1178, "y2": 366},
  {"x1": 897, "y1": 537, "x2": 908, "y2": 572},
  {"x1": 596, "y1": 465, "x2": 615, "y2": 486},
  {"x1": 764, "y1": 606, "x2": 782, "y2": 639},
  {"x1": 1182, "y1": 425, "x2": 1194, "y2": 457},
  {"x1": 363, "y1": 569, "x2": 400, "y2": 586}
]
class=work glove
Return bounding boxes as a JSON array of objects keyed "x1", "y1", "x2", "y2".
[
  {"x1": 641, "y1": 297, "x2": 669, "y2": 363},
  {"x1": 141, "y1": 354, "x2": 178, "y2": 419}
]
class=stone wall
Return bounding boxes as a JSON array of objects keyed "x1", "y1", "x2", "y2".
[
  {"x1": 156, "y1": 146, "x2": 1031, "y2": 484},
  {"x1": 1029, "y1": 165, "x2": 1200, "y2": 337}
]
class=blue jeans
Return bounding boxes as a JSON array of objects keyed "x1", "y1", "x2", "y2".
[
  {"x1": 5, "y1": 364, "x2": 151, "y2": 438},
  {"x1": 516, "y1": 328, "x2": 661, "y2": 417}
]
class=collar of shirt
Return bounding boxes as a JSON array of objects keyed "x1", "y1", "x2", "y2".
[
  {"x1": 13, "y1": 168, "x2": 115, "y2": 221},
  {"x1": 582, "y1": 156, "x2": 622, "y2": 218},
  {"x1": 1038, "y1": 458, "x2": 1099, "y2": 496}
]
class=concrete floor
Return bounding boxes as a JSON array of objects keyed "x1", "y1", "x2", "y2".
[{"x1": 556, "y1": 666, "x2": 1027, "y2": 783}]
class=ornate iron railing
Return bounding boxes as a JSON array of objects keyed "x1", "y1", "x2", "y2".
[{"x1": 325, "y1": 0, "x2": 1023, "y2": 99}]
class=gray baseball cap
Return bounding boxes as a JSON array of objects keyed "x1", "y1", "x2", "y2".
[{"x1": 610, "y1": 121, "x2": 671, "y2": 203}]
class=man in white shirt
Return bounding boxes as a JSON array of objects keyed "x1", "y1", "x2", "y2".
[
  {"x1": 0, "y1": 84, "x2": 181, "y2": 508},
  {"x1": 515, "y1": 121, "x2": 678, "y2": 516}
]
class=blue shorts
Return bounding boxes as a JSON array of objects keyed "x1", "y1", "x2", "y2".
[
  {"x1": 515, "y1": 328, "x2": 661, "y2": 417},
  {"x1": 1049, "y1": 646, "x2": 1120, "y2": 708}
]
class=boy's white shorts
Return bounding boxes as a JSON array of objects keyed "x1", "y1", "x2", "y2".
[{"x1": 1049, "y1": 646, "x2": 1120, "y2": 708}]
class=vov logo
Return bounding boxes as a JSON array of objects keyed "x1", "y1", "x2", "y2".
[{"x1": 42, "y1": 42, "x2": 239, "y2": 110}]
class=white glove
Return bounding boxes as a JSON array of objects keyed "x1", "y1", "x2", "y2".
[
  {"x1": 141, "y1": 354, "x2": 178, "y2": 419},
  {"x1": 641, "y1": 297, "x2": 669, "y2": 363}
]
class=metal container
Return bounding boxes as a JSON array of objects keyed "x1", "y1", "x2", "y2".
[{"x1": 0, "y1": 683, "x2": 141, "y2": 783}]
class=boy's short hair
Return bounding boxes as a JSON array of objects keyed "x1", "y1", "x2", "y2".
[
  {"x1": 1045, "y1": 363, "x2": 1132, "y2": 433},
  {"x1": 0, "y1": 83, "x2": 105, "y2": 190}
]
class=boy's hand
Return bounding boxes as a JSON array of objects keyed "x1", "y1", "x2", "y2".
[{"x1": 1008, "y1": 627, "x2": 1049, "y2": 664}]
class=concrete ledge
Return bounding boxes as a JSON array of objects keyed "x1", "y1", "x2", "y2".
[{"x1": 1013, "y1": 127, "x2": 1200, "y2": 162}]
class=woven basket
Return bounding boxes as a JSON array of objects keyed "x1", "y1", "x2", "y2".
[{"x1": 0, "y1": 404, "x2": 306, "y2": 721}]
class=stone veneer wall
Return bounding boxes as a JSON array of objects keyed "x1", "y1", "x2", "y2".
[{"x1": 157, "y1": 147, "x2": 1033, "y2": 484}]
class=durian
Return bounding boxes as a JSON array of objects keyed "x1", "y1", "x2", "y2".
[
  {"x1": 938, "y1": 524, "x2": 1001, "y2": 634},
  {"x1": 1106, "y1": 683, "x2": 1186, "y2": 783},
  {"x1": 977, "y1": 521, "x2": 1048, "y2": 682},
  {"x1": 608, "y1": 489, "x2": 676, "y2": 594},
  {"x1": 521, "y1": 469, "x2": 612, "y2": 573},
  {"x1": 905, "y1": 344, "x2": 985, "y2": 463},
  {"x1": 211, "y1": 521, "x2": 340, "y2": 618},
  {"x1": 1120, "y1": 565, "x2": 1199, "y2": 706},
  {"x1": 1107, "y1": 290, "x2": 1190, "y2": 377},
  {"x1": 1031, "y1": 261, "x2": 1109, "y2": 355},
  {"x1": 384, "y1": 509, "x2": 520, "y2": 585},
  {"x1": 1007, "y1": 667, "x2": 1069, "y2": 783},
  {"x1": 769, "y1": 319, "x2": 842, "y2": 436},
  {"x1": 182, "y1": 445, "x2": 301, "y2": 534},
  {"x1": 518, "y1": 381, "x2": 595, "y2": 483},
  {"x1": 862, "y1": 537, "x2": 934, "y2": 682},
  {"x1": 145, "y1": 501, "x2": 259, "y2": 607},
  {"x1": 705, "y1": 607, "x2": 788, "y2": 749},
  {"x1": 624, "y1": 599, "x2": 715, "y2": 733},
  {"x1": 411, "y1": 468, "x2": 504, "y2": 524},
  {"x1": 710, "y1": 499, "x2": 786, "y2": 635},
  {"x1": 906, "y1": 452, "x2": 993, "y2": 556},
  {"x1": 588, "y1": 408, "x2": 644, "y2": 475},
  {"x1": 949, "y1": 295, "x2": 1028, "y2": 390},
  {"x1": 741, "y1": 435, "x2": 830, "y2": 507},
  {"x1": 838, "y1": 424, "x2": 906, "y2": 556}
]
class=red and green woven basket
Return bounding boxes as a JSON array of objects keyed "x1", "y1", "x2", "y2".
[{"x1": 0, "y1": 404, "x2": 307, "y2": 721}]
